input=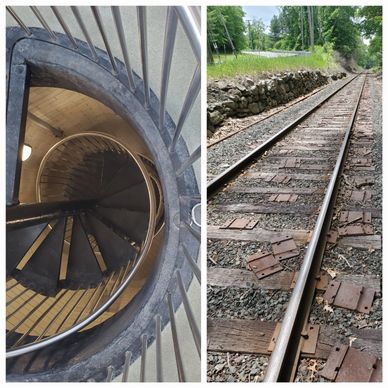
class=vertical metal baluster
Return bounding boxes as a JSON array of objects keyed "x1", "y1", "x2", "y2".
[
  {"x1": 122, "y1": 351, "x2": 131, "y2": 382},
  {"x1": 111, "y1": 6, "x2": 135, "y2": 91},
  {"x1": 155, "y1": 314, "x2": 163, "y2": 382},
  {"x1": 106, "y1": 366, "x2": 114, "y2": 382},
  {"x1": 167, "y1": 292, "x2": 185, "y2": 382},
  {"x1": 174, "y1": 6, "x2": 201, "y2": 63},
  {"x1": 71, "y1": 6, "x2": 97, "y2": 59},
  {"x1": 51, "y1": 6, "x2": 78, "y2": 49},
  {"x1": 35, "y1": 289, "x2": 86, "y2": 341},
  {"x1": 13, "y1": 289, "x2": 69, "y2": 347},
  {"x1": 170, "y1": 65, "x2": 200, "y2": 151},
  {"x1": 140, "y1": 334, "x2": 147, "y2": 382},
  {"x1": 176, "y1": 270, "x2": 200, "y2": 356},
  {"x1": 6, "y1": 295, "x2": 50, "y2": 337},
  {"x1": 30, "y1": 6, "x2": 56, "y2": 40},
  {"x1": 176, "y1": 145, "x2": 200, "y2": 176},
  {"x1": 72, "y1": 284, "x2": 103, "y2": 324},
  {"x1": 159, "y1": 7, "x2": 178, "y2": 130},
  {"x1": 182, "y1": 244, "x2": 201, "y2": 283},
  {"x1": 91, "y1": 6, "x2": 118, "y2": 75},
  {"x1": 137, "y1": 7, "x2": 150, "y2": 109},
  {"x1": 6, "y1": 7, "x2": 31, "y2": 35}
]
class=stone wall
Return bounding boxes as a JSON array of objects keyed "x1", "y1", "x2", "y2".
[{"x1": 207, "y1": 70, "x2": 347, "y2": 135}]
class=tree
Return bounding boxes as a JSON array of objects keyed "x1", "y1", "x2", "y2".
[
  {"x1": 358, "y1": 6, "x2": 382, "y2": 68},
  {"x1": 207, "y1": 6, "x2": 246, "y2": 53},
  {"x1": 269, "y1": 15, "x2": 282, "y2": 41},
  {"x1": 249, "y1": 19, "x2": 266, "y2": 51},
  {"x1": 320, "y1": 6, "x2": 359, "y2": 58}
]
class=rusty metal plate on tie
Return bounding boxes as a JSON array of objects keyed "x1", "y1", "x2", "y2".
[
  {"x1": 324, "y1": 281, "x2": 341, "y2": 304},
  {"x1": 320, "y1": 344, "x2": 348, "y2": 381},
  {"x1": 247, "y1": 251, "x2": 282, "y2": 280},
  {"x1": 334, "y1": 283, "x2": 362, "y2": 310},
  {"x1": 369, "y1": 358, "x2": 382, "y2": 382},
  {"x1": 338, "y1": 223, "x2": 374, "y2": 236},
  {"x1": 327, "y1": 230, "x2": 338, "y2": 244},
  {"x1": 336, "y1": 347, "x2": 378, "y2": 382},
  {"x1": 267, "y1": 322, "x2": 281, "y2": 352},
  {"x1": 349, "y1": 190, "x2": 372, "y2": 202},
  {"x1": 291, "y1": 271, "x2": 329, "y2": 291},
  {"x1": 354, "y1": 177, "x2": 374, "y2": 188},
  {"x1": 326, "y1": 230, "x2": 338, "y2": 244},
  {"x1": 350, "y1": 158, "x2": 372, "y2": 167},
  {"x1": 301, "y1": 324, "x2": 320, "y2": 354},
  {"x1": 268, "y1": 193, "x2": 298, "y2": 203},
  {"x1": 268, "y1": 323, "x2": 319, "y2": 354},
  {"x1": 339, "y1": 211, "x2": 371, "y2": 224},
  {"x1": 281, "y1": 158, "x2": 301, "y2": 168},
  {"x1": 220, "y1": 218, "x2": 258, "y2": 230},
  {"x1": 266, "y1": 174, "x2": 291, "y2": 184},
  {"x1": 316, "y1": 273, "x2": 330, "y2": 291},
  {"x1": 356, "y1": 287, "x2": 375, "y2": 314},
  {"x1": 271, "y1": 236, "x2": 298, "y2": 255}
]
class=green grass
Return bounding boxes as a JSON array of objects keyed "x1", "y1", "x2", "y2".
[{"x1": 208, "y1": 49, "x2": 336, "y2": 79}]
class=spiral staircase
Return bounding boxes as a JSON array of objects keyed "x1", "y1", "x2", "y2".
[{"x1": 6, "y1": 6, "x2": 201, "y2": 382}]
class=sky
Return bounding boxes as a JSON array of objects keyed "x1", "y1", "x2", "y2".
[{"x1": 242, "y1": 6, "x2": 280, "y2": 28}]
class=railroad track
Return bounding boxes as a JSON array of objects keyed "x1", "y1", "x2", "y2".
[{"x1": 207, "y1": 73, "x2": 382, "y2": 382}]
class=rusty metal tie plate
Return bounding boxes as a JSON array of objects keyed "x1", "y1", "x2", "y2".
[
  {"x1": 265, "y1": 174, "x2": 291, "y2": 184},
  {"x1": 271, "y1": 236, "x2": 299, "y2": 261},
  {"x1": 268, "y1": 323, "x2": 319, "y2": 354},
  {"x1": 323, "y1": 281, "x2": 341, "y2": 304},
  {"x1": 326, "y1": 230, "x2": 338, "y2": 244},
  {"x1": 268, "y1": 193, "x2": 298, "y2": 203},
  {"x1": 336, "y1": 347, "x2": 380, "y2": 382},
  {"x1": 356, "y1": 287, "x2": 375, "y2": 314},
  {"x1": 220, "y1": 218, "x2": 258, "y2": 230},
  {"x1": 338, "y1": 223, "x2": 374, "y2": 236},
  {"x1": 334, "y1": 283, "x2": 362, "y2": 310},
  {"x1": 291, "y1": 271, "x2": 329, "y2": 291},
  {"x1": 281, "y1": 158, "x2": 301, "y2": 168},
  {"x1": 349, "y1": 190, "x2": 372, "y2": 202},
  {"x1": 324, "y1": 281, "x2": 375, "y2": 312},
  {"x1": 247, "y1": 251, "x2": 282, "y2": 280},
  {"x1": 339, "y1": 210, "x2": 372, "y2": 224},
  {"x1": 350, "y1": 158, "x2": 372, "y2": 167},
  {"x1": 353, "y1": 176, "x2": 374, "y2": 188},
  {"x1": 320, "y1": 344, "x2": 348, "y2": 381}
]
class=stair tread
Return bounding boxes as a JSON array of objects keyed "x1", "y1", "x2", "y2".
[
  {"x1": 65, "y1": 216, "x2": 103, "y2": 289},
  {"x1": 14, "y1": 218, "x2": 66, "y2": 296},
  {"x1": 99, "y1": 182, "x2": 149, "y2": 212},
  {"x1": 86, "y1": 213, "x2": 136, "y2": 271},
  {"x1": 6, "y1": 222, "x2": 47, "y2": 274},
  {"x1": 95, "y1": 207, "x2": 149, "y2": 243}
]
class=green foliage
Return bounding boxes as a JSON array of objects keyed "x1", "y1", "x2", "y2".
[
  {"x1": 320, "y1": 7, "x2": 359, "y2": 59},
  {"x1": 208, "y1": 46, "x2": 335, "y2": 79},
  {"x1": 358, "y1": 6, "x2": 382, "y2": 69},
  {"x1": 247, "y1": 19, "x2": 266, "y2": 50},
  {"x1": 207, "y1": 6, "x2": 246, "y2": 53}
]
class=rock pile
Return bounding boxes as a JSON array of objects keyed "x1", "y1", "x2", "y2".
[{"x1": 207, "y1": 70, "x2": 347, "y2": 134}]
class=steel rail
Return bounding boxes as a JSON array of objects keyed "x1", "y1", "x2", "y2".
[
  {"x1": 207, "y1": 73, "x2": 360, "y2": 197},
  {"x1": 264, "y1": 74, "x2": 367, "y2": 382}
]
